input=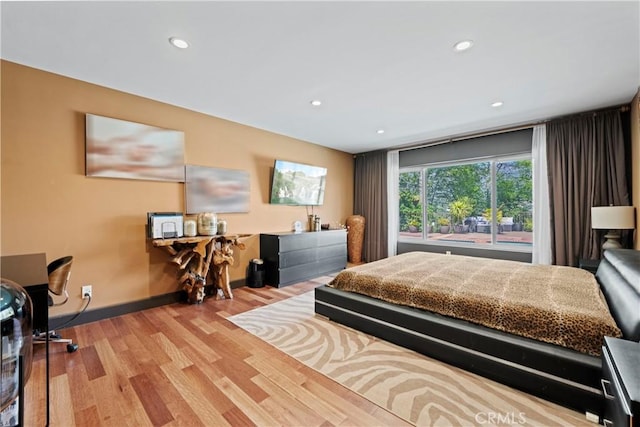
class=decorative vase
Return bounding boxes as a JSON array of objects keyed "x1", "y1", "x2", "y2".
[
  {"x1": 197, "y1": 212, "x2": 217, "y2": 236},
  {"x1": 346, "y1": 215, "x2": 365, "y2": 264},
  {"x1": 217, "y1": 219, "x2": 227, "y2": 235},
  {"x1": 183, "y1": 220, "x2": 197, "y2": 237}
]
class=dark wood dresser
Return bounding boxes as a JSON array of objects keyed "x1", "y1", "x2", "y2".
[{"x1": 260, "y1": 230, "x2": 347, "y2": 287}]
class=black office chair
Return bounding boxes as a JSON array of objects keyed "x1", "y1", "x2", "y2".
[{"x1": 33, "y1": 256, "x2": 79, "y2": 353}]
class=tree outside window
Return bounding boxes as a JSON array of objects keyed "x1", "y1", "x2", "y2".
[
  {"x1": 399, "y1": 157, "x2": 533, "y2": 248},
  {"x1": 399, "y1": 170, "x2": 423, "y2": 237},
  {"x1": 496, "y1": 160, "x2": 533, "y2": 238}
]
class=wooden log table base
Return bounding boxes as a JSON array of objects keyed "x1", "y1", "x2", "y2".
[{"x1": 152, "y1": 235, "x2": 248, "y2": 303}]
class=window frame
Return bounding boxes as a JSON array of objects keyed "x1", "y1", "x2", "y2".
[{"x1": 398, "y1": 152, "x2": 533, "y2": 253}]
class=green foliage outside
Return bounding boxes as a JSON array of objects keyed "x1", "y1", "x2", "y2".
[
  {"x1": 524, "y1": 217, "x2": 534, "y2": 232},
  {"x1": 483, "y1": 207, "x2": 503, "y2": 225},
  {"x1": 437, "y1": 217, "x2": 450, "y2": 226},
  {"x1": 399, "y1": 171, "x2": 423, "y2": 231},
  {"x1": 400, "y1": 159, "x2": 533, "y2": 235},
  {"x1": 449, "y1": 197, "x2": 474, "y2": 225},
  {"x1": 496, "y1": 160, "x2": 533, "y2": 224},
  {"x1": 426, "y1": 163, "x2": 490, "y2": 226}
]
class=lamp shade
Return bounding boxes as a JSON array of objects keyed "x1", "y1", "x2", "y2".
[{"x1": 591, "y1": 206, "x2": 636, "y2": 229}]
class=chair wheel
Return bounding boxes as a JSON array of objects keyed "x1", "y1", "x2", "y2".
[{"x1": 67, "y1": 344, "x2": 79, "y2": 353}]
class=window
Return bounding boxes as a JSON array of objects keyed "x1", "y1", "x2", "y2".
[
  {"x1": 399, "y1": 155, "x2": 533, "y2": 249},
  {"x1": 495, "y1": 159, "x2": 533, "y2": 246},
  {"x1": 399, "y1": 170, "x2": 423, "y2": 237}
]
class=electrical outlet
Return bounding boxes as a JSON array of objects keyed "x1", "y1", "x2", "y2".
[{"x1": 82, "y1": 285, "x2": 92, "y2": 299}]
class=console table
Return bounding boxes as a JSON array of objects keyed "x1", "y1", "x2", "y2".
[
  {"x1": 260, "y1": 230, "x2": 347, "y2": 287},
  {"x1": 152, "y1": 234, "x2": 249, "y2": 302}
]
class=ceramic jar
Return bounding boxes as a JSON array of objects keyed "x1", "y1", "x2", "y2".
[
  {"x1": 217, "y1": 219, "x2": 227, "y2": 235},
  {"x1": 183, "y1": 220, "x2": 197, "y2": 237},
  {"x1": 197, "y1": 212, "x2": 217, "y2": 236}
]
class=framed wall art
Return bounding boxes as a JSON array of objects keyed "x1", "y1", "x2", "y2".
[
  {"x1": 185, "y1": 165, "x2": 250, "y2": 214},
  {"x1": 85, "y1": 114, "x2": 185, "y2": 182}
]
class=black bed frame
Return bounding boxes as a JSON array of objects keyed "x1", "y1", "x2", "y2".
[
  {"x1": 315, "y1": 285, "x2": 604, "y2": 417},
  {"x1": 315, "y1": 249, "x2": 640, "y2": 419}
]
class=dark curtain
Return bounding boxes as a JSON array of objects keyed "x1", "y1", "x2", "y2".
[
  {"x1": 547, "y1": 110, "x2": 629, "y2": 266},
  {"x1": 354, "y1": 150, "x2": 388, "y2": 262}
]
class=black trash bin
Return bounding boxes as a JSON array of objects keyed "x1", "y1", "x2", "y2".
[{"x1": 247, "y1": 258, "x2": 265, "y2": 288}]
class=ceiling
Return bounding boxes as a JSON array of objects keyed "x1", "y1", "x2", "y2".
[{"x1": 1, "y1": 1, "x2": 639, "y2": 154}]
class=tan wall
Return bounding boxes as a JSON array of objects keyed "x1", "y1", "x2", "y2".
[
  {"x1": 0, "y1": 61, "x2": 354, "y2": 316},
  {"x1": 632, "y1": 90, "x2": 640, "y2": 249}
]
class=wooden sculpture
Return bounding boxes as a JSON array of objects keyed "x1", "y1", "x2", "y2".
[
  {"x1": 212, "y1": 238, "x2": 246, "y2": 299},
  {"x1": 183, "y1": 273, "x2": 206, "y2": 304},
  {"x1": 152, "y1": 234, "x2": 247, "y2": 303}
]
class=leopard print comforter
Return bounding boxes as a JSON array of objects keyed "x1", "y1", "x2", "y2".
[{"x1": 328, "y1": 252, "x2": 622, "y2": 356}]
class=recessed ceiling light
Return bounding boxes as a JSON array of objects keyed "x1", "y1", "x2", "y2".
[
  {"x1": 310, "y1": 100, "x2": 322, "y2": 106},
  {"x1": 169, "y1": 37, "x2": 189, "y2": 49},
  {"x1": 377, "y1": 129, "x2": 385, "y2": 135},
  {"x1": 491, "y1": 101, "x2": 504, "y2": 108},
  {"x1": 453, "y1": 40, "x2": 474, "y2": 52}
]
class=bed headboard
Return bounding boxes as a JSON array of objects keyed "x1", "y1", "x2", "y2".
[{"x1": 596, "y1": 249, "x2": 640, "y2": 341}]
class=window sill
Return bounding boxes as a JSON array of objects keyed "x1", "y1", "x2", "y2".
[{"x1": 397, "y1": 237, "x2": 533, "y2": 254}]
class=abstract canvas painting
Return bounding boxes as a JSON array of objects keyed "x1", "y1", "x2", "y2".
[
  {"x1": 85, "y1": 114, "x2": 185, "y2": 182},
  {"x1": 185, "y1": 165, "x2": 250, "y2": 214}
]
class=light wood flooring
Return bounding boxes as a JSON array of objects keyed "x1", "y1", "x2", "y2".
[{"x1": 24, "y1": 279, "x2": 410, "y2": 426}]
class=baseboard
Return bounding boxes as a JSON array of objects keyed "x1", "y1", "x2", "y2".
[{"x1": 49, "y1": 279, "x2": 246, "y2": 328}]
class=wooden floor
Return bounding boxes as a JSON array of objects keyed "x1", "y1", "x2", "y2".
[{"x1": 23, "y1": 280, "x2": 410, "y2": 426}]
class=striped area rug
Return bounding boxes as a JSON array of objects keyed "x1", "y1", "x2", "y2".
[{"x1": 228, "y1": 288, "x2": 589, "y2": 426}]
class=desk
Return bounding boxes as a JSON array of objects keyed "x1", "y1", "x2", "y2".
[
  {"x1": 1, "y1": 253, "x2": 49, "y2": 334},
  {"x1": 0, "y1": 253, "x2": 50, "y2": 426}
]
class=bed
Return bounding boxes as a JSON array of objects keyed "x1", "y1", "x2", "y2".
[{"x1": 314, "y1": 249, "x2": 640, "y2": 418}]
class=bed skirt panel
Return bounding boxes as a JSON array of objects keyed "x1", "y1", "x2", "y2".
[{"x1": 314, "y1": 285, "x2": 603, "y2": 417}]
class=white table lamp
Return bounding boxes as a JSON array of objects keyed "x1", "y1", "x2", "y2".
[{"x1": 591, "y1": 205, "x2": 635, "y2": 250}]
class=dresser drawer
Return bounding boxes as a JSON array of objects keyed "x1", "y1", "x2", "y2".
[
  {"x1": 279, "y1": 263, "x2": 318, "y2": 285},
  {"x1": 316, "y1": 230, "x2": 347, "y2": 246},
  {"x1": 279, "y1": 233, "x2": 319, "y2": 252},
  {"x1": 317, "y1": 243, "x2": 347, "y2": 260},
  {"x1": 279, "y1": 247, "x2": 317, "y2": 268}
]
